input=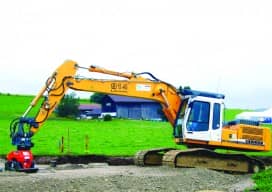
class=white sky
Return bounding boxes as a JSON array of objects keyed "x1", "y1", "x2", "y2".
[{"x1": 0, "y1": 0, "x2": 271, "y2": 109}]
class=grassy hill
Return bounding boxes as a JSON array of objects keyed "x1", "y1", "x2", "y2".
[{"x1": 0, "y1": 93, "x2": 271, "y2": 157}]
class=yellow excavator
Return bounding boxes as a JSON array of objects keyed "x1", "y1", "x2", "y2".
[{"x1": 6, "y1": 60, "x2": 271, "y2": 173}]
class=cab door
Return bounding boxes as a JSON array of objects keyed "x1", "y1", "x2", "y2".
[
  {"x1": 209, "y1": 103, "x2": 223, "y2": 142},
  {"x1": 184, "y1": 100, "x2": 211, "y2": 141}
]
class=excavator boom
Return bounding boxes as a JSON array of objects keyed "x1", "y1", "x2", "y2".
[{"x1": 28, "y1": 60, "x2": 181, "y2": 134}]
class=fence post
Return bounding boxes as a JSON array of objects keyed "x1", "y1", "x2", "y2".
[
  {"x1": 59, "y1": 136, "x2": 64, "y2": 153},
  {"x1": 85, "y1": 134, "x2": 89, "y2": 153},
  {"x1": 67, "y1": 127, "x2": 70, "y2": 154}
]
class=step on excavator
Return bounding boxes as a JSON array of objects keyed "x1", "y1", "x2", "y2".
[{"x1": 6, "y1": 60, "x2": 271, "y2": 173}]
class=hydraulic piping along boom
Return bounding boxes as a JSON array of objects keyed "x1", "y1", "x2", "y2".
[
  {"x1": 22, "y1": 79, "x2": 53, "y2": 118},
  {"x1": 88, "y1": 65, "x2": 134, "y2": 79}
]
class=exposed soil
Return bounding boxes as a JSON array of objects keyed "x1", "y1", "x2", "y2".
[
  {"x1": 0, "y1": 156, "x2": 256, "y2": 192},
  {"x1": 34, "y1": 155, "x2": 135, "y2": 165}
]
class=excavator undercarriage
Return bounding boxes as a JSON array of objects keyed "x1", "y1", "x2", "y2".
[{"x1": 134, "y1": 148, "x2": 266, "y2": 173}]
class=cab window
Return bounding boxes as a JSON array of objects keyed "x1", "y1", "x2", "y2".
[
  {"x1": 212, "y1": 103, "x2": 221, "y2": 130},
  {"x1": 187, "y1": 101, "x2": 210, "y2": 132}
]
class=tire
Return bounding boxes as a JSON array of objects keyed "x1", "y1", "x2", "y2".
[
  {"x1": 4, "y1": 162, "x2": 11, "y2": 171},
  {"x1": 5, "y1": 160, "x2": 22, "y2": 171}
]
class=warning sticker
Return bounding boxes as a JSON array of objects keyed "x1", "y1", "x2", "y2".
[{"x1": 136, "y1": 84, "x2": 151, "y2": 92}]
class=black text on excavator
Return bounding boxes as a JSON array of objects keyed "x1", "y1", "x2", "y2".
[{"x1": 6, "y1": 60, "x2": 271, "y2": 173}]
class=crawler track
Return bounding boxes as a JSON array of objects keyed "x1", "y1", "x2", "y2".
[{"x1": 135, "y1": 148, "x2": 266, "y2": 173}]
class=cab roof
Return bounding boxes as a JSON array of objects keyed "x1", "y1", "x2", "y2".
[{"x1": 180, "y1": 89, "x2": 225, "y2": 99}]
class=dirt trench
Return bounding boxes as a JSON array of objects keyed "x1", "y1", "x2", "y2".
[{"x1": 34, "y1": 154, "x2": 135, "y2": 165}]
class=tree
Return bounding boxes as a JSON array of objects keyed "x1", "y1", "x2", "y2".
[
  {"x1": 90, "y1": 93, "x2": 105, "y2": 104},
  {"x1": 56, "y1": 92, "x2": 80, "y2": 117}
]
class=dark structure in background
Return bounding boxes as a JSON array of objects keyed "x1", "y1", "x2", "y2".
[
  {"x1": 78, "y1": 104, "x2": 101, "y2": 119},
  {"x1": 78, "y1": 95, "x2": 163, "y2": 120},
  {"x1": 101, "y1": 95, "x2": 163, "y2": 120}
]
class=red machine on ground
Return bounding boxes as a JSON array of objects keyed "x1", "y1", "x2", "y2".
[{"x1": 6, "y1": 150, "x2": 37, "y2": 172}]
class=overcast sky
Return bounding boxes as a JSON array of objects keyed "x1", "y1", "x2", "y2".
[{"x1": 0, "y1": 0, "x2": 271, "y2": 109}]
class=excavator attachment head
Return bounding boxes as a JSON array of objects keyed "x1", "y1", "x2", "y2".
[
  {"x1": 9, "y1": 117, "x2": 37, "y2": 150},
  {"x1": 6, "y1": 118, "x2": 39, "y2": 173}
]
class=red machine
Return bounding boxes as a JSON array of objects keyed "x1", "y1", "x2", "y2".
[{"x1": 5, "y1": 150, "x2": 38, "y2": 173}]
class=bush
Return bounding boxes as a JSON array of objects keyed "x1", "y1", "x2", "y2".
[
  {"x1": 56, "y1": 93, "x2": 79, "y2": 118},
  {"x1": 103, "y1": 114, "x2": 112, "y2": 121},
  {"x1": 90, "y1": 93, "x2": 105, "y2": 104}
]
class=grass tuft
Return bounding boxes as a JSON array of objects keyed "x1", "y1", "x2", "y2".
[{"x1": 252, "y1": 168, "x2": 272, "y2": 192}]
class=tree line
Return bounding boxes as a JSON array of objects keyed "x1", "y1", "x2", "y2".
[{"x1": 56, "y1": 93, "x2": 104, "y2": 117}]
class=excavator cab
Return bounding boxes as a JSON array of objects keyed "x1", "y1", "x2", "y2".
[
  {"x1": 174, "y1": 88, "x2": 271, "y2": 153},
  {"x1": 184, "y1": 95, "x2": 224, "y2": 142},
  {"x1": 174, "y1": 89, "x2": 225, "y2": 145}
]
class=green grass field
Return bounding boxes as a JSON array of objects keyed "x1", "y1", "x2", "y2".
[
  {"x1": 0, "y1": 94, "x2": 184, "y2": 156},
  {"x1": 2, "y1": 115, "x2": 183, "y2": 156}
]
